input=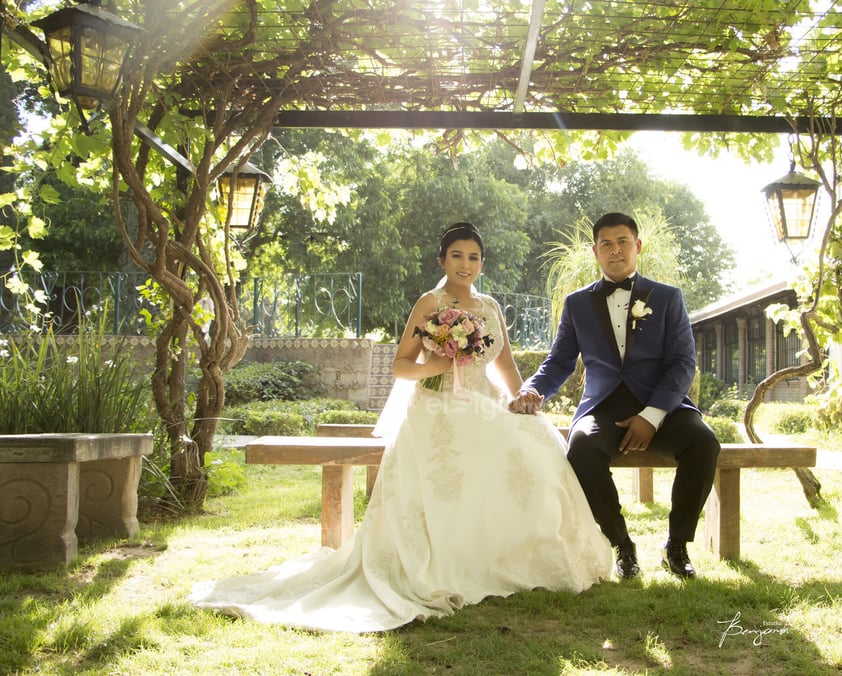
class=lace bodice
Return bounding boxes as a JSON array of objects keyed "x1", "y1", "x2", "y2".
[{"x1": 423, "y1": 288, "x2": 505, "y2": 399}]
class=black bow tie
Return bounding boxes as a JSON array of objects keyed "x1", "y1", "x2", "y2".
[{"x1": 601, "y1": 277, "x2": 634, "y2": 295}]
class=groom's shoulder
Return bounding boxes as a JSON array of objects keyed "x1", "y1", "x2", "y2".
[
  {"x1": 639, "y1": 275, "x2": 681, "y2": 294},
  {"x1": 570, "y1": 280, "x2": 600, "y2": 298}
]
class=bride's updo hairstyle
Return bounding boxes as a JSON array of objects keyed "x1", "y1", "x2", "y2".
[{"x1": 438, "y1": 222, "x2": 485, "y2": 261}]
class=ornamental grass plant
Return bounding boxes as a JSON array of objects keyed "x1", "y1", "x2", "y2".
[
  {"x1": 1, "y1": 434, "x2": 840, "y2": 675},
  {"x1": 0, "y1": 314, "x2": 152, "y2": 435}
]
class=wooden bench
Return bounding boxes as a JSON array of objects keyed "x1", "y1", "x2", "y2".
[
  {"x1": 246, "y1": 425, "x2": 816, "y2": 561},
  {"x1": 316, "y1": 423, "x2": 652, "y2": 504},
  {"x1": 317, "y1": 424, "x2": 381, "y2": 496}
]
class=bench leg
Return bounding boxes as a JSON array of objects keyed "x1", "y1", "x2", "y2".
[
  {"x1": 77, "y1": 456, "x2": 143, "y2": 541},
  {"x1": 322, "y1": 465, "x2": 354, "y2": 548},
  {"x1": 633, "y1": 467, "x2": 654, "y2": 503},
  {"x1": 366, "y1": 465, "x2": 378, "y2": 497},
  {"x1": 0, "y1": 461, "x2": 79, "y2": 570},
  {"x1": 704, "y1": 468, "x2": 740, "y2": 560}
]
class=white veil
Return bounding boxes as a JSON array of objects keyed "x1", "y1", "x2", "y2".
[{"x1": 372, "y1": 377, "x2": 415, "y2": 440}]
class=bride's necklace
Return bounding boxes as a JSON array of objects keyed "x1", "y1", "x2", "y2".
[{"x1": 443, "y1": 287, "x2": 476, "y2": 309}]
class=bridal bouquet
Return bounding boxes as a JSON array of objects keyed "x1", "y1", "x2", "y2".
[{"x1": 413, "y1": 306, "x2": 493, "y2": 392}]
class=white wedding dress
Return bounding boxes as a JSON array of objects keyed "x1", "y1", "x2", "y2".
[{"x1": 191, "y1": 291, "x2": 613, "y2": 632}]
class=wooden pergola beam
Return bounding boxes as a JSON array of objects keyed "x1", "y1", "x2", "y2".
[{"x1": 275, "y1": 110, "x2": 836, "y2": 134}]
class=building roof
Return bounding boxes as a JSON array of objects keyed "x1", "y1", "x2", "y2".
[{"x1": 690, "y1": 279, "x2": 794, "y2": 326}]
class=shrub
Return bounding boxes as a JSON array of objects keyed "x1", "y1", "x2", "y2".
[
  {"x1": 708, "y1": 398, "x2": 745, "y2": 421},
  {"x1": 318, "y1": 409, "x2": 380, "y2": 425},
  {"x1": 220, "y1": 397, "x2": 362, "y2": 435},
  {"x1": 705, "y1": 415, "x2": 743, "y2": 443},
  {"x1": 697, "y1": 372, "x2": 727, "y2": 413},
  {"x1": 223, "y1": 361, "x2": 322, "y2": 405},
  {"x1": 773, "y1": 408, "x2": 813, "y2": 435},
  {"x1": 204, "y1": 448, "x2": 247, "y2": 497},
  {"x1": 0, "y1": 320, "x2": 152, "y2": 434},
  {"x1": 689, "y1": 368, "x2": 701, "y2": 408},
  {"x1": 807, "y1": 385, "x2": 842, "y2": 432},
  {"x1": 240, "y1": 406, "x2": 307, "y2": 436}
]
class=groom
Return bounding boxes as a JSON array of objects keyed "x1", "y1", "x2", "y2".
[{"x1": 510, "y1": 212, "x2": 720, "y2": 579}]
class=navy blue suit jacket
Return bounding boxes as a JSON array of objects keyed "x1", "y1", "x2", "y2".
[{"x1": 523, "y1": 275, "x2": 698, "y2": 426}]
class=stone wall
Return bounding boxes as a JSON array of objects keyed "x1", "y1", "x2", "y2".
[
  {"x1": 246, "y1": 337, "x2": 375, "y2": 409},
  {"x1": 87, "y1": 335, "x2": 392, "y2": 410}
]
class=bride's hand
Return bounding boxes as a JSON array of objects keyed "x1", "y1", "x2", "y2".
[
  {"x1": 424, "y1": 352, "x2": 452, "y2": 377},
  {"x1": 508, "y1": 389, "x2": 544, "y2": 415}
]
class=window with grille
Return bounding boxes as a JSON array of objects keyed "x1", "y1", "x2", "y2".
[
  {"x1": 746, "y1": 316, "x2": 766, "y2": 384},
  {"x1": 775, "y1": 323, "x2": 801, "y2": 370},
  {"x1": 723, "y1": 321, "x2": 738, "y2": 384},
  {"x1": 701, "y1": 328, "x2": 716, "y2": 374}
]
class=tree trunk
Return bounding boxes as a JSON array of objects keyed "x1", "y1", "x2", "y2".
[
  {"x1": 150, "y1": 314, "x2": 208, "y2": 512},
  {"x1": 743, "y1": 316, "x2": 823, "y2": 509}
]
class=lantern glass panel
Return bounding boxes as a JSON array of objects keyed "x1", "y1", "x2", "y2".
[
  {"x1": 78, "y1": 25, "x2": 126, "y2": 99},
  {"x1": 779, "y1": 187, "x2": 816, "y2": 240},
  {"x1": 764, "y1": 191, "x2": 786, "y2": 241},
  {"x1": 45, "y1": 27, "x2": 74, "y2": 95},
  {"x1": 220, "y1": 175, "x2": 262, "y2": 229}
]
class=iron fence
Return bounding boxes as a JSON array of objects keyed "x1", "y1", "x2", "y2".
[
  {"x1": 1, "y1": 271, "x2": 551, "y2": 348},
  {"x1": 242, "y1": 273, "x2": 363, "y2": 338},
  {"x1": 494, "y1": 292, "x2": 553, "y2": 351}
]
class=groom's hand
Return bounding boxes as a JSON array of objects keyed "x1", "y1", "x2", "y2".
[
  {"x1": 509, "y1": 389, "x2": 544, "y2": 415},
  {"x1": 615, "y1": 415, "x2": 656, "y2": 454}
]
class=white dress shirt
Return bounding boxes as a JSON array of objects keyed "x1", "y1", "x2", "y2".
[{"x1": 604, "y1": 274, "x2": 666, "y2": 430}]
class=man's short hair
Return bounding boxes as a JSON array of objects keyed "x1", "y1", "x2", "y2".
[{"x1": 592, "y1": 212, "x2": 639, "y2": 241}]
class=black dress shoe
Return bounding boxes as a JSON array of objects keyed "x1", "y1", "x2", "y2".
[
  {"x1": 661, "y1": 541, "x2": 696, "y2": 578},
  {"x1": 615, "y1": 542, "x2": 640, "y2": 579}
]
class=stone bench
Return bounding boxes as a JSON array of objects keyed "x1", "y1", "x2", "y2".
[
  {"x1": 0, "y1": 433, "x2": 152, "y2": 570},
  {"x1": 246, "y1": 426, "x2": 815, "y2": 561}
]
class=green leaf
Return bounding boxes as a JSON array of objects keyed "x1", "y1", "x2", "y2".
[
  {"x1": 0, "y1": 225, "x2": 16, "y2": 250},
  {"x1": 38, "y1": 184, "x2": 62, "y2": 205},
  {"x1": 21, "y1": 250, "x2": 43, "y2": 271},
  {"x1": 27, "y1": 215, "x2": 48, "y2": 240}
]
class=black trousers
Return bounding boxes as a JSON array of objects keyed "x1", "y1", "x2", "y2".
[{"x1": 567, "y1": 383, "x2": 721, "y2": 547}]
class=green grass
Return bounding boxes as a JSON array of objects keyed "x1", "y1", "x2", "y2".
[{"x1": 2, "y1": 449, "x2": 841, "y2": 674}]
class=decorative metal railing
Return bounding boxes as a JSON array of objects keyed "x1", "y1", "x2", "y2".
[
  {"x1": 0, "y1": 271, "x2": 364, "y2": 337},
  {"x1": 1, "y1": 271, "x2": 551, "y2": 348},
  {"x1": 0, "y1": 271, "x2": 153, "y2": 335},
  {"x1": 494, "y1": 292, "x2": 553, "y2": 351},
  {"x1": 241, "y1": 273, "x2": 363, "y2": 338}
]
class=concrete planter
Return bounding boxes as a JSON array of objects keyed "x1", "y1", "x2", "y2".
[{"x1": 0, "y1": 433, "x2": 152, "y2": 571}]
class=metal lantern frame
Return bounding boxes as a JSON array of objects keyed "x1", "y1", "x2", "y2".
[
  {"x1": 762, "y1": 161, "x2": 821, "y2": 245},
  {"x1": 218, "y1": 161, "x2": 271, "y2": 231},
  {"x1": 32, "y1": 3, "x2": 145, "y2": 118}
]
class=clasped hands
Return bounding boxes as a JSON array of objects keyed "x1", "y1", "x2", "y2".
[{"x1": 508, "y1": 389, "x2": 544, "y2": 415}]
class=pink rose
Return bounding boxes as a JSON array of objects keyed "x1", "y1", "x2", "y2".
[
  {"x1": 461, "y1": 318, "x2": 475, "y2": 333},
  {"x1": 421, "y1": 337, "x2": 442, "y2": 355},
  {"x1": 437, "y1": 308, "x2": 462, "y2": 326},
  {"x1": 443, "y1": 339, "x2": 459, "y2": 358},
  {"x1": 455, "y1": 354, "x2": 474, "y2": 366}
]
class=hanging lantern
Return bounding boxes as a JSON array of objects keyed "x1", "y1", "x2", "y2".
[
  {"x1": 32, "y1": 2, "x2": 144, "y2": 111},
  {"x1": 761, "y1": 161, "x2": 820, "y2": 243},
  {"x1": 218, "y1": 161, "x2": 271, "y2": 230}
]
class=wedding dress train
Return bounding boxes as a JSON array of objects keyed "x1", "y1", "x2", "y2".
[{"x1": 191, "y1": 292, "x2": 613, "y2": 632}]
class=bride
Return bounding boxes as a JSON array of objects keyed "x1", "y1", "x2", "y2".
[{"x1": 191, "y1": 222, "x2": 613, "y2": 632}]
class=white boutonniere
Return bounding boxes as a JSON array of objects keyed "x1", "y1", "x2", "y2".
[{"x1": 630, "y1": 299, "x2": 653, "y2": 330}]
